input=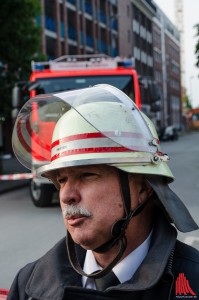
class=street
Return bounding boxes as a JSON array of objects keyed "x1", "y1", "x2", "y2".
[
  {"x1": 161, "y1": 131, "x2": 199, "y2": 251},
  {"x1": 0, "y1": 130, "x2": 199, "y2": 289},
  {"x1": 0, "y1": 188, "x2": 64, "y2": 289}
]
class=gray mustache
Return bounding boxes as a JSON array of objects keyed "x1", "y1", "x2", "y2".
[{"x1": 62, "y1": 205, "x2": 92, "y2": 218}]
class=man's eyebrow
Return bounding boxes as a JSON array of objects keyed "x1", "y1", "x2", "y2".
[{"x1": 56, "y1": 167, "x2": 87, "y2": 177}]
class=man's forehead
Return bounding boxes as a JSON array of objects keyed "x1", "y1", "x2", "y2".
[{"x1": 56, "y1": 164, "x2": 114, "y2": 176}]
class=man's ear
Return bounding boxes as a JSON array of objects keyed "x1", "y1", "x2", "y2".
[
  {"x1": 128, "y1": 174, "x2": 153, "y2": 204},
  {"x1": 138, "y1": 180, "x2": 153, "y2": 204}
]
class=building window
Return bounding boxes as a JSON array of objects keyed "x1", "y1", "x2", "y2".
[
  {"x1": 170, "y1": 79, "x2": 180, "y2": 91},
  {"x1": 146, "y1": 31, "x2": 152, "y2": 43},
  {"x1": 171, "y1": 62, "x2": 180, "y2": 75},
  {"x1": 155, "y1": 70, "x2": 162, "y2": 82},
  {"x1": 133, "y1": 19, "x2": 139, "y2": 34},
  {"x1": 154, "y1": 50, "x2": 161, "y2": 62},
  {"x1": 140, "y1": 25, "x2": 146, "y2": 39}
]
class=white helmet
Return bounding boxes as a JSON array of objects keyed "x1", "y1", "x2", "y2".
[{"x1": 12, "y1": 84, "x2": 173, "y2": 181}]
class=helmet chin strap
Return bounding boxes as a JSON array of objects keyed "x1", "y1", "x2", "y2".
[{"x1": 66, "y1": 169, "x2": 149, "y2": 279}]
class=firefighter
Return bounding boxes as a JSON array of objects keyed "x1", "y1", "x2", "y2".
[{"x1": 9, "y1": 85, "x2": 199, "y2": 299}]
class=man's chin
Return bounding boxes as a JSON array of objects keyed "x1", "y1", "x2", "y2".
[
  {"x1": 72, "y1": 235, "x2": 98, "y2": 250},
  {"x1": 68, "y1": 228, "x2": 107, "y2": 250}
]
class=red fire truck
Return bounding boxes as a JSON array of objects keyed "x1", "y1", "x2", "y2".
[{"x1": 12, "y1": 54, "x2": 159, "y2": 207}]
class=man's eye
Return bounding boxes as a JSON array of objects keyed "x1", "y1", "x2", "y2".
[
  {"x1": 57, "y1": 177, "x2": 67, "y2": 184},
  {"x1": 81, "y1": 173, "x2": 97, "y2": 179}
]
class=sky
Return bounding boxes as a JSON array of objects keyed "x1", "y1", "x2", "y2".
[{"x1": 154, "y1": 0, "x2": 199, "y2": 108}]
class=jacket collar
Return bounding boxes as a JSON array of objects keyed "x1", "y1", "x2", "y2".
[
  {"x1": 26, "y1": 214, "x2": 177, "y2": 299},
  {"x1": 108, "y1": 213, "x2": 177, "y2": 291}
]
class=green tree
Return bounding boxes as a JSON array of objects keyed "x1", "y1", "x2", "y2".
[
  {"x1": 184, "y1": 94, "x2": 192, "y2": 110},
  {"x1": 195, "y1": 23, "x2": 199, "y2": 68},
  {"x1": 0, "y1": 0, "x2": 41, "y2": 116}
]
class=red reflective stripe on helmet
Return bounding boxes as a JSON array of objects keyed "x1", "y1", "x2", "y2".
[
  {"x1": 51, "y1": 146, "x2": 131, "y2": 161},
  {"x1": 51, "y1": 132, "x2": 105, "y2": 149},
  {"x1": 17, "y1": 118, "x2": 47, "y2": 161},
  {"x1": 51, "y1": 131, "x2": 145, "y2": 150}
]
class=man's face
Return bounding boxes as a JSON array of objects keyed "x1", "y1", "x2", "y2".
[{"x1": 57, "y1": 165, "x2": 140, "y2": 250}]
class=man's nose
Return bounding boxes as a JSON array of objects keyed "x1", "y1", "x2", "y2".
[{"x1": 60, "y1": 181, "x2": 81, "y2": 206}]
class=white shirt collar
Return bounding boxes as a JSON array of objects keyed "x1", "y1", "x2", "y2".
[{"x1": 82, "y1": 230, "x2": 153, "y2": 289}]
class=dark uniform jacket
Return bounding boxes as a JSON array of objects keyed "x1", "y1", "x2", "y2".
[{"x1": 7, "y1": 215, "x2": 199, "y2": 300}]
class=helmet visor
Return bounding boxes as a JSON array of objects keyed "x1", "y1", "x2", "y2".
[{"x1": 12, "y1": 84, "x2": 157, "y2": 170}]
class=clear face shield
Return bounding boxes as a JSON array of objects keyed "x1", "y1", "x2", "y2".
[{"x1": 12, "y1": 84, "x2": 158, "y2": 171}]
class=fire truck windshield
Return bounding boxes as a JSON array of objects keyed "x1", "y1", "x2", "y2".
[{"x1": 35, "y1": 75, "x2": 135, "y2": 102}]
